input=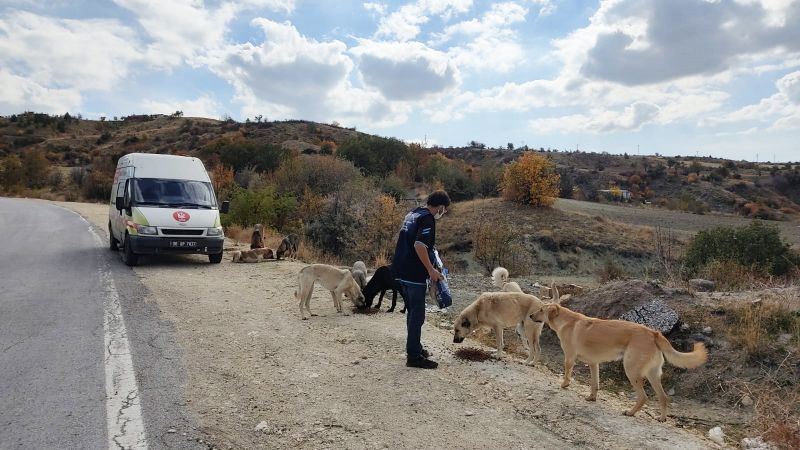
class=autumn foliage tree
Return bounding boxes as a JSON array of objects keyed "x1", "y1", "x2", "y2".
[{"x1": 501, "y1": 152, "x2": 560, "y2": 207}]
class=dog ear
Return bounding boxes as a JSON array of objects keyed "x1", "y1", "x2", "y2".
[{"x1": 547, "y1": 304, "x2": 560, "y2": 320}]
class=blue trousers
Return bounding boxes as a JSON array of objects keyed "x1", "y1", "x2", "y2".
[{"x1": 400, "y1": 280, "x2": 428, "y2": 359}]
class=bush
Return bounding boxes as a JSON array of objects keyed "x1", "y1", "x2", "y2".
[
  {"x1": 338, "y1": 135, "x2": 410, "y2": 176},
  {"x1": 596, "y1": 257, "x2": 627, "y2": 283},
  {"x1": 479, "y1": 162, "x2": 501, "y2": 197},
  {"x1": 684, "y1": 221, "x2": 798, "y2": 276},
  {"x1": 21, "y1": 149, "x2": 50, "y2": 188},
  {"x1": 473, "y1": 221, "x2": 532, "y2": 276},
  {"x1": 380, "y1": 174, "x2": 406, "y2": 201},
  {"x1": 501, "y1": 152, "x2": 560, "y2": 207},
  {"x1": 202, "y1": 138, "x2": 289, "y2": 172},
  {"x1": 223, "y1": 185, "x2": 297, "y2": 231},
  {"x1": 273, "y1": 154, "x2": 362, "y2": 198},
  {"x1": 1, "y1": 154, "x2": 24, "y2": 190}
]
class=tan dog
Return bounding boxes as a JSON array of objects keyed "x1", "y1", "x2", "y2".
[
  {"x1": 253, "y1": 247, "x2": 274, "y2": 260},
  {"x1": 492, "y1": 266, "x2": 522, "y2": 293},
  {"x1": 250, "y1": 224, "x2": 265, "y2": 249},
  {"x1": 231, "y1": 249, "x2": 260, "y2": 263},
  {"x1": 453, "y1": 292, "x2": 546, "y2": 365},
  {"x1": 530, "y1": 304, "x2": 707, "y2": 421},
  {"x1": 295, "y1": 264, "x2": 366, "y2": 319}
]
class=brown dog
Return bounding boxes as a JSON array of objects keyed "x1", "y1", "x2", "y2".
[
  {"x1": 250, "y1": 224, "x2": 265, "y2": 249},
  {"x1": 530, "y1": 303, "x2": 707, "y2": 421},
  {"x1": 231, "y1": 249, "x2": 260, "y2": 263},
  {"x1": 276, "y1": 233, "x2": 300, "y2": 260},
  {"x1": 252, "y1": 247, "x2": 274, "y2": 260}
]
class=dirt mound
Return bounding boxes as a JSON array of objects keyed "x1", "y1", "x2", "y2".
[{"x1": 568, "y1": 279, "x2": 671, "y2": 319}]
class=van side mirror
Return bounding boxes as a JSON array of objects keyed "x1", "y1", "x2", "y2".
[
  {"x1": 220, "y1": 200, "x2": 230, "y2": 214},
  {"x1": 115, "y1": 196, "x2": 126, "y2": 210}
]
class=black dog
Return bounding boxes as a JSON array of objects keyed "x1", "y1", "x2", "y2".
[{"x1": 363, "y1": 266, "x2": 406, "y2": 313}]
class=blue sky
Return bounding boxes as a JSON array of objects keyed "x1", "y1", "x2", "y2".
[{"x1": 1, "y1": 0, "x2": 799, "y2": 162}]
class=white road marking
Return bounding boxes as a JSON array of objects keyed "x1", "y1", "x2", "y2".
[{"x1": 68, "y1": 208, "x2": 148, "y2": 450}]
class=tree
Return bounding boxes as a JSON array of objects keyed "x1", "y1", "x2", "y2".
[{"x1": 501, "y1": 152, "x2": 560, "y2": 207}]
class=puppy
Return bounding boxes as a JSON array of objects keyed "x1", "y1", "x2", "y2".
[
  {"x1": 362, "y1": 265, "x2": 406, "y2": 313},
  {"x1": 276, "y1": 233, "x2": 300, "y2": 260},
  {"x1": 492, "y1": 266, "x2": 523, "y2": 293},
  {"x1": 351, "y1": 261, "x2": 367, "y2": 290},
  {"x1": 295, "y1": 264, "x2": 366, "y2": 319},
  {"x1": 530, "y1": 303, "x2": 708, "y2": 421},
  {"x1": 453, "y1": 291, "x2": 546, "y2": 365},
  {"x1": 232, "y1": 249, "x2": 260, "y2": 263},
  {"x1": 250, "y1": 224, "x2": 265, "y2": 249}
]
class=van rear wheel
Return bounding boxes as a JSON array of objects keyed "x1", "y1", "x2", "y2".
[
  {"x1": 122, "y1": 234, "x2": 139, "y2": 267},
  {"x1": 209, "y1": 252, "x2": 223, "y2": 264},
  {"x1": 109, "y1": 224, "x2": 119, "y2": 251}
]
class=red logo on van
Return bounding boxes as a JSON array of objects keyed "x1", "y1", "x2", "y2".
[{"x1": 172, "y1": 211, "x2": 191, "y2": 222}]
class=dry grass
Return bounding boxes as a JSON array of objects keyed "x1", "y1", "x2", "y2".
[
  {"x1": 723, "y1": 298, "x2": 800, "y2": 358},
  {"x1": 294, "y1": 241, "x2": 342, "y2": 266},
  {"x1": 373, "y1": 253, "x2": 389, "y2": 269}
]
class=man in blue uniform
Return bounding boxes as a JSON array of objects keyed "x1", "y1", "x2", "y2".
[{"x1": 391, "y1": 190, "x2": 451, "y2": 369}]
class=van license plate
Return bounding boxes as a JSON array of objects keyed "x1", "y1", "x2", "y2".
[{"x1": 169, "y1": 241, "x2": 197, "y2": 248}]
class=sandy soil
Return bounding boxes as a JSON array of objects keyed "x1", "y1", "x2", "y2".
[{"x1": 58, "y1": 201, "x2": 716, "y2": 449}]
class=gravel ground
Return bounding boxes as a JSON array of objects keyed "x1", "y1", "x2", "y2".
[{"x1": 57, "y1": 201, "x2": 716, "y2": 449}]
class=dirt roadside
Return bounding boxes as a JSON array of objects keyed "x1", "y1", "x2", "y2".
[{"x1": 59, "y1": 201, "x2": 715, "y2": 449}]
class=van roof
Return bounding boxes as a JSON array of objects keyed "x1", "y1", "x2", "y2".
[{"x1": 117, "y1": 153, "x2": 211, "y2": 182}]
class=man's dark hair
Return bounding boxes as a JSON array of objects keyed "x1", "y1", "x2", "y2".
[{"x1": 426, "y1": 190, "x2": 451, "y2": 207}]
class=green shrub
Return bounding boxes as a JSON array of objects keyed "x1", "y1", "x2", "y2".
[
  {"x1": 202, "y1": 138, "x2": 289, "y2": 172},
  {"x1": 222, "y1": 185, "x2": 297, "y2": 230},
  {"x1": 684, "y1": 221, "x2": 798, "y2": 276},
  {"x1": 338, "y1": 135, "x2": 410, "y2": 176},
  {"x1": 273, "y1": 154, "x2": 362, "y2": 198}
]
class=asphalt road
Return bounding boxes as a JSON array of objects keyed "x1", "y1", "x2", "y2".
[{"x1": 0, "y1": 198, "x2": 202, "y2": 450}]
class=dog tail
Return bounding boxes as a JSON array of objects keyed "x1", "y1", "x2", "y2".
[
  {"x1": 492, "y1": 267, "x2": 509, "y2": 288},
  {"x1": 655, "y1": 333, "x2": 707, "y2": 369}
]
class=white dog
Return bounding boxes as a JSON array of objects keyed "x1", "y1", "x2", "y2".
[
  {"x1": 492, "y1": 266, "x2": 523, "y2": 293},
  {"x1": 351, "y1": 261, "x2": 367, "y2": 290},
  {"x1": 295, "y1": 264, "x2": 365, "y2": 319}
]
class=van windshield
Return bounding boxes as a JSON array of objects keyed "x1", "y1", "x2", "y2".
[{"x1": 133, "y1": 178, "x2": 216, "y2": 208}]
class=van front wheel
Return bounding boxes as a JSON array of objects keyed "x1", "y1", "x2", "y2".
[
  {"x1": 209, "y1": 252, "x2": 223, "y2": 264},
  {"x1": 109, "y1": 224, "x2": 119, "y2": 251},
  {"x1": 122, "y1": 234, "x2": 139, "y2": 267}
]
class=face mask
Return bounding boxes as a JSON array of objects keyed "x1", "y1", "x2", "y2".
[{"x1": 434, "y1": 207, "x2": 446, "y2": 220}]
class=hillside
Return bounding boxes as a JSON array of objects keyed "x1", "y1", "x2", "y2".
[{"x1": 1, "y1": 112, "x2": 798, "y2": 222}]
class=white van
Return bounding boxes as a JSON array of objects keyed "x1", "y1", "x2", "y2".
[{"x1": 108, "y1": 153, "x2": 229, "y2": 266}]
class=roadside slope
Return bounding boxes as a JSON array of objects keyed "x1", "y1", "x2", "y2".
[{"x1": 60, "y1": 201, "x2": 714, "y2": 449}]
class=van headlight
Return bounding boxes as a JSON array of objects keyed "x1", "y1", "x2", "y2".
[
  {"x1": 207, "y1": 227, "x2": 223, "y2": 236},
  {"x1": 135, "y1": 224, "x2": 158, "y2": 235}
]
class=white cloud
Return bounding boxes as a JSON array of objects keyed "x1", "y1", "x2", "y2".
[
  {"x1": 579, "y1": 0, "x2": 800, "y2": 86},
  {"x1": 432, "y1": 2, "x2": 529, "y2": 73},
  {"x1": 352, "y1": 40, "x2": 459, "y2": 100},
  {"x1": 112, "y1": 0, "x2": 295, "y2": 69},
  {"x1": 208, "y1": 19, "x2": 402, "y2": 126},
  {"x1": 529, "y1": 101, "x2": 661, "y2": 134},
  {"x1": 530, "y1": 0, "x2": 557, "y2": 17},
  {"x1": 0, "y1": 11, "x2": 142, "y2": 91},
  {"x1": 140, "y1": 95, "x2": 222, "y2": 119},
  {"x1": 363, "y1": 2, "x2": 388, "y2": 15},
  {"x1": 375, "y1": 0, "x2": 474, "y2": 41},
  {"x1": 702, "y1": 70, "x2": 800, "y2": 129},
  {"x1": 0, "y1": 69, "x2": 82, "y2": 115}
]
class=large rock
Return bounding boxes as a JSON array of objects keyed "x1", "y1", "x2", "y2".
[
  {"x1": 689, "y1": 278, "x2": 716, "y2": 292},
  {"x1": 619, "y1": 299, "x2": 679, "y2": 334}
]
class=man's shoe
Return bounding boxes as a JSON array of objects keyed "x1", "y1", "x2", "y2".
[
  {"x1": 421, "y1": 348, "x2": 431, "y2": 358},
  {"x1": 406, "y1": 357, "x2": 438, "y2": 369}
]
